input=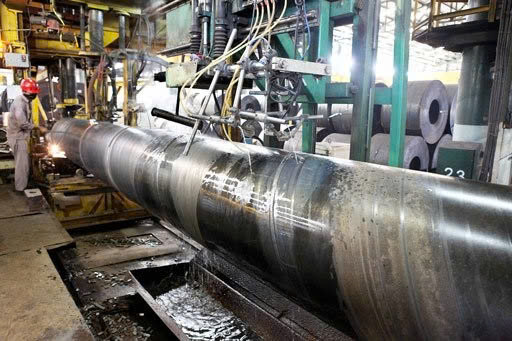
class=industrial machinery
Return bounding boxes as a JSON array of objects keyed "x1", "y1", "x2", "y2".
[
  {"x1": 0, "y1": 0, "x2": 155, "y2": 228},
  {"x1": 2, "y1": 0, "x2": 512, "y2": 338},
  {"x1": 0, "y1": 0, "x2": 412, "y2": 186},
  {"x1": 11, "y1": 0, "x2": 412, "y2": 228},
  {"x1": 159, "y1": 0, "x2": 412, "y2": 166}
]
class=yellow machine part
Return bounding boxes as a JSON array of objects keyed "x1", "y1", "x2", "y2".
[
  {"x1": 67, "y1": 0, "x2": 141, "y2": 15},
  {"x1": 0, "y1": 2, "x2": 26, "y2": 55},
  {"x1": 31, "y1": 96, "x2": 48, "y2": 127},
  {"x1": 48, "y1": 176, "x2": 148, "y2": 230}
]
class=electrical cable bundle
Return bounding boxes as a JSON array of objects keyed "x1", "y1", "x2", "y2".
[
  {"x1": 179, "y1": 0, "x2": 289, "y2": 119},
  {"x1": 292, "y1": 0, "x2": 311, "y2": 60}
]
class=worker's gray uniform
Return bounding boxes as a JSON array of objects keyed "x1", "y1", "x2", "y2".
[{"x1": 6, "y1": 95, "x2": 33, "y2": 191}]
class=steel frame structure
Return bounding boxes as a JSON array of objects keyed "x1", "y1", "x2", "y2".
[
  {"x1": 165, "y1": 0, "x2": 412, "y2": 166},
  {"x1": 271, "y1": 0, "x2": 411, "y2": 166},
  {"x1": 412, "y1": 0, "x2": 498, "y2": 39}
]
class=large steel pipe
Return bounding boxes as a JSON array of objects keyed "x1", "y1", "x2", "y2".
[
  {"x1": 49, "y1": 119, "x2": 512, "y2": 340},
  {"x1": 381, "y1": 81, "x2": 449, "y2": 144}
]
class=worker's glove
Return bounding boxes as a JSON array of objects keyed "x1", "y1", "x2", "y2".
[{"x1": 37, "y1": 126, "x2": 48, "y2": 135}]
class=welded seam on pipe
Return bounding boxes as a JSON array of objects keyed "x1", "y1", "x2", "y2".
[
  {"x1": 469, "y1": 190, "x2": 499, "y2": 340},
  {"x1": 371, "y1": 188, "x2": 394, "y2": 338},
  {"x1": 154, "y1": 136, "x2": 182, "y2": 224},
  {"x1": 433, "y1": 177, "x2": 465, "y2": 334},
  {"x1": 104, "y1": 127, "x2": 130, "y2": 192},
  {"x1": 399, "y1": 176, "x2": 430, "y2": 339},
  {"x1": 269, "y1": 153, "x2": 309, "y2": 294},
  {"x1": 78, "y1": 123, "x2": 95, "y2": 169},
  {"x1": 357, "y1": 205, "x2": 382, "y2": 338}
]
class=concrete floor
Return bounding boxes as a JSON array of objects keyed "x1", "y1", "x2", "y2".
[{"x1": 0, "y1": 184, "x2": 93, "y2": 340}]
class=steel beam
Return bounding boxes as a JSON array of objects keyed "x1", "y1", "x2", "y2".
[
  {"x1": 388, "y1": 0, "x2": 411, "y2": 167},
  {"x1": 88, "y1": 9, "x2": 104, "y2": 53},
  {"x1": 349, "y1": 0, "x2": 380, "y2": 162},
  {"x1": 301, "y1": 103, "x2": 317, "y2": 153}
]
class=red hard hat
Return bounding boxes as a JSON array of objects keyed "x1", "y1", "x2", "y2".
[{"x1": 20, "y1": 78, "x2": 40, "y2": 94}]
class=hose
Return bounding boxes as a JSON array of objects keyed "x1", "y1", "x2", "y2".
[{"x1": 180, "y1": 0, "x2": 287, "y2": 116}]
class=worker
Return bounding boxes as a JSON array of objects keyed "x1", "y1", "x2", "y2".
[{"x1": 6, "y1": 79, "x2": 47, "y2": 193}]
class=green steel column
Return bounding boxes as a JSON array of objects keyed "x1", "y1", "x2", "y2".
[
  {"x1": 301, "y1": 0, "x2": 332, "y2": 154},
  {"x1": 313, "y1": 0, "x2": 332, "y2": 103},
  {"x1": 452, "y1": 45, "x2": 493, "y2": 143},
  {"x1": 302, "y1": 103, "x2": 317, "y2": 153},
  {"x1": 349, "y1": 0, "x2": 379, "y2": 162},
  {"x1": 388, "y1": 0, "x2": 411, "y2": 167}
]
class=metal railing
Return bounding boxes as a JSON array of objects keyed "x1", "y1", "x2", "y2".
[{"x1": 412, "y1": 0, "x2": 498, "y2": 39}]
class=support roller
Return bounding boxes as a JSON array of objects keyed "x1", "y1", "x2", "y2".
[{"x1": 49, "y1": 119, "x2": 512, "y2": 340}]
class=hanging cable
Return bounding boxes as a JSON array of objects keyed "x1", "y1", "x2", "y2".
[
  {"x1": 182, "y1": 1, "x2": 266, "y2": 113},
  {"x1": 180, "y1": 0, "x2": 287, "y2": 117},
  {"x1": 221, "y1": 0, "x2": 275, "y2": 118}
]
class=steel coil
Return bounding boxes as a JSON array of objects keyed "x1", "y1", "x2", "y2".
[
  {"x1": 381, "y1": 81, "x2": 449, "y2": 144},
  {"x1": 0, "y1": 128, "x2": 6, "y2": 144},
  {"x1": 321, "y1": 133, "x2": 351, "y2": 144},
  {"x1": 370, "y1": 133, "x2": 430, "y2": 170},
  {"x1": 240, "y1": 95, "x2": 262, "y2": 112}
]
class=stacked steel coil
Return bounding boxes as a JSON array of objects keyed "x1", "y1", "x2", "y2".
[
  {"x1": 318, "y1": 81, "x2": 459, "y2": 172},
  {"x1": 369, "y1": 133, "x2": 430, "y2": 170},
  {"x1": 381, "y1": 80, "x2": 449, "y2": 144},
  {"x1": 314, "y1": 81, "x2": 458, "y2": 171},
  {"x1": 317, "y1": 83, "x2": 388, "y2": 136}
]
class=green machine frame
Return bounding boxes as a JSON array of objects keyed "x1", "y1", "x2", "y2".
[
  {"x1": 168, "y1": 0, "x2": 411, "y2": 166},
  {"x1": 260, "y1": 0, "x2": 411, "y2": 166}
]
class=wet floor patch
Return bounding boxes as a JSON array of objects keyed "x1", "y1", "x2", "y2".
[
  {"x1": 133, "y1": 262, "x2": 264, "y2": 340},
  {"x1": 80, "y1": 234, "x2": 163, "y2": 248},
  {"x1": 155, "y1": 281, "x2": 261, "y2": 340}
]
